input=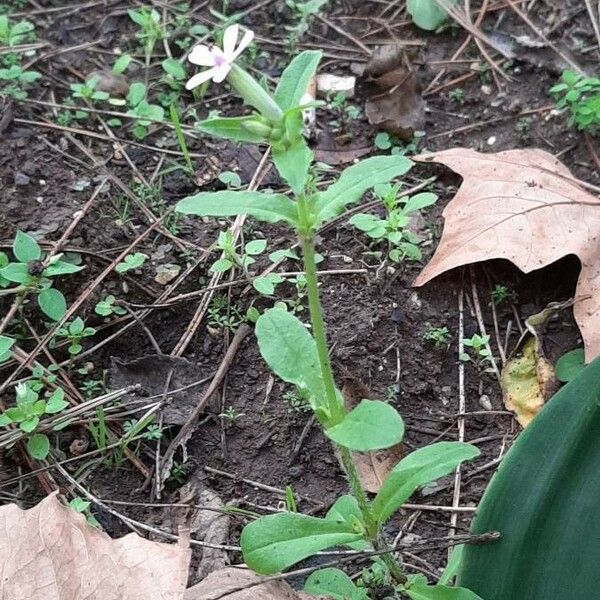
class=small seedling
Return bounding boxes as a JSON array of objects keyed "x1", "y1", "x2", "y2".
[
  {"x1": 0, "y1": 63, "x2": 41, "y2": 99},
  {"x1": 515, "y1": 116, "x2": 532, "y2": 141},
  {"x1": 461, "y1": 334, "x2": 493, "y2": 371},
  {"x1": 423, "y1": 326, "x2": 452, "y2": 348},
  {"x1": 449, "y1": 88, "x2": 465, "y2": 102},
  {"x1": 207, "y1": 295, "x2": 246, "y2": 332},
  {"x1": 123, "y1": 82, "x2": 165, "y2": 139},
  {"x1": 349, "y1": 183, "x2": 436, "y2": 263},
  {"x1": 55, "y1": 317, "x2": 96, "y2": 355},
  {"x1": 374, "y1": 131, "x2": 423, "y2": 156},
  {"x1": 115, "y1": 253, "x2": 147, "y2": 273},
  {"x1": 491, "y1": 283, "x2": 517, "y2": 305},
  {"x1": 123, "y1": 418, "x2": 162, "y2": 440},
  {"x1": 128, "y1": 6, "x2": 164, "y2": 57},
  {"x1": 69, "y1": 496, "x2": 100, "y2": 527},
  {"x1": 550, "y1": 70, "x2": 600, "y2": 132},
  {"x1": 210, "y1": 229, "x2": 267, "y2": 275},
  {"x1": 70, "y1": 76, "x2": 109, "y2": 102},
  {"x1": 79, "y1": 378, "x2": 104, "y2": 399},
  {"x1": 218, "y1": 170, "x2": 242, "y2": 187},
  {"x1": 284, "y1": 388, "x2": 312, "y2": 413},
  {"x1": 219, "y1": 406, "x2": 245, "y2": 422},
  {"x1": 0, "y1": 14, "x2": 34, "y2": 46},
  {"x1": 94, "y1": 295, "x2": 127, "y2": 317},
  {"x1": 284, "y1": 0, "x2": 327, "y2": 48}
]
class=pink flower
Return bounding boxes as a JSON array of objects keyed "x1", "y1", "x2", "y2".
[{"x1": 186, "y1": 24, "x2": 254, "y2": 90}]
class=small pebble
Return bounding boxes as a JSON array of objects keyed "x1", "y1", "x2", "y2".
[
  {"x1": 487, "y1": 135, "x2": 497, "y2": 145},
  {"x1": 481, "y1": 84, "x2": 492, "y2": 95},
  {"x1": 14, "y1": 172, "x2": 30, "y2": 186},
  {"x1": 479, "y1": 394, "x2": 493, "y2": 411}
]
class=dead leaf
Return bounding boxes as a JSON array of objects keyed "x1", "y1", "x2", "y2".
[
  {"x1": 109, "y1": 355, "x2": 209, "y2": 425},
  {"x1": 414, "y1": 148, "x2": 600, "y2": 361},
  {"x1": 0, "y1": 492, "x2": 190, "y2": 600},
  {"x1": 183, "y1": 567, "x2": 315, "y2": 600},
  {"x1": 155, "y1": 263, "x2": 181, "y2": 285},
  {"x1": 342, "y1": 378, "x2": 403, "y2": 493},
  {"x1": 501, "y1": 338, "x2": 558, "y2": 427}
]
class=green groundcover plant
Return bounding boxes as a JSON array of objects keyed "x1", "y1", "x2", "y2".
[{"x1": 177, "y1": 24, "x2": 482, "y2": 599}]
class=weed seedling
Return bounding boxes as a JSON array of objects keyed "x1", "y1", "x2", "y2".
[
  {"x1": 55, "y1": 317, "x2": 96, "y2": 356},
  {"x1": 94, "y1": 295, "x2": 127, "y2": 317},
  {"x1": 423, "y1": 326, "x2": 452, "y2": 348},
  {"x1": 449, "y1": 88, "x2": 465, "y2": 102},
  {"x1": 208, "y1": 295, "x2": 246, "y2": 332},
  {"x1": 0, "y1": 14, "x2": 34, "y2": 46},
  {"x1": 491, "y1": 283, "x2": 517, "y2": 306},
  {"x1": 177, "y1": 28, "x2": 482, "y2": 599},
  {"x1": 69, "y1": 497, "x2": 100, "y2": 527},
  {"x1": 219, "y1": 406, "x2": 245, "y2": 422},
  {"x1": 0, "y1": 63, "x2": 40, "y2": 99},
  {"x1": 70, "y1": 76, "x2": 109, "y2": 102},
  {"x1": 350, "y1": 182, "x2": 437, "y2": 264},
  {"x1": 550, "y1": 70, "x2": 600, "y2": 133},
  {"x1": 115, "y1": 253, "x2": 147, "y2": 274},
  {"x1": 210, "y1": 228, "x2": 267, "y2": 275},
  {"x1": 124, "y1": 82, "x2": 165, "y2": 139},
  {"x1": 461, "y1": 333, "x2": 494, "y2": 373},
  {"x1": 128, "y1": 6, "x2": 164, "y2": 61},
  {"x1": 284, "y1": 0, "x2": 327, "y2": 49}
]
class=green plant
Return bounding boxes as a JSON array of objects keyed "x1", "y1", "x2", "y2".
[
  {"x1": 55, "y1": 317, "x2": 96, "y2": 355},
  {"x1": 178, "y1": 35, "x2": 481, "y2": 598},
  {"x1": 349, "y1": 183, "x2": 437, "y2": 263},
  {"x1": 169, "y1": 103, "x2": 193, "y2": 173},
  {"x1": 115, "y1": 252, "x2": 147, "y2": 274},
  {"x1": 283, "y1": 388, "x2": 312, "y2": 413},
  {"x1": 219, "y1": 406, "x2": 245, "y2": 422},
  {"x1": 449, "y1": 88, "x2": 465, "y2": 102},
  {"x1": 550, "y1": 70, "x2": 600, "y2": 133},
  {"x1": 284, "y1": 0, "x2": 327, "y2": 47},
  {"x1": 0, "y1": 63, "x2": 40, "y2": 99},
  {"x1": 423, "y1": 326, "x2": 451, "y2": 348},
  {"x1": 374, "y1": 131, "x2": 423, "y2": 156},
  {"x1": 328, "y1": 91, "x2": 361, "y2": 132},
  {"x1": 128, "y1": 6, "x2": 164, "y2": 57},
  {"x1": 69, "y1": 496, "x2": 100, "y2": 527},
  {"x1": 207, "y1": 295, "x2": 246, "y2": 332},
  {"x1": 210, "y1": 228, "x2": 267, "y2": 275},
  {"x1": 124, "y1": 82, "x2": 165, "y2": 139},
  {"x1": 461, "y1": 334, "x2": 493, "y2": 371},
  {"x1": 555, "y1": 348, "x2": 585, "y2": 383},
  {"x1": 515, "y1": 117, "x2": 532, "y2": 141},
  {"x1": 406, "y1": 0, "x2": 457, "y2": 31},
  {"x1": 0, "y1": 383, "x2": 69, "y2": 459},
  {"x1": 0, "y1": 231, "x2": 83, "y2": 321},
  {"x1": 458, "y1": 357, "x2": 600, "y2": 599},
  {"x1": 0, "y1": 14, "x2": 34, "y2": 46},
  {"x1": 79, "y1": 378, "x2": 104, "y2": 399},
  {"x1": 491, "y1": 284, "x2": 517, "y2": 305},
  {"x1": 70, "y1": 76, "x2": 109, "y2": 102},
  {"x1": 94, "y1": 295, "x2": 127, "y2": 317}
]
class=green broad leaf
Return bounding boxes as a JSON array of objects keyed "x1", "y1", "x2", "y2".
[
  {"x1": 69, "y1": 497, "x2": 91, "y2": 513},
  {"x1": 45, "y1": 388, "x2": 68, "y2": 414},
  {"x1": 127, "y1": 81, "x2": 146, "y2": 107},
  {"x1": 13, "y1": 230, "x2": 41, "y2": 262},
  {"x1": 210, "y1": 258, "x2": 233, "y2": 273},
  {"x1": 253, "y1": 274, "x2": 284, "y2": 296},
  {"x1": 240, "y1": 512, "x2": 363, "y2": 574},
  {"x1": 0, "y1": 413, "x2": 12, "y2": 426},
  {"x1": 115, "y1": 253, "x2": 146, "y2": 273},
  {"x1": 197, "y1": 115, "x2": 270, "y2": 144},
  {"x1": 403, "y1": 192, "x2": 437, "y2": 213},
  {"x1": 406, "y1": 583, "x2": 484, "y2": 600},
  {"x1": 274, "y1": 50, "x2": 322, "y2": 112},
  {"x1": 372, "y1": 442, "x2": 479, "y2": 525},
  {"x1": 255, "y1": 308, "x2": 326, "y2": 411},
  {"x1": 272, "y1": 139, "x2": 313, "y2": 195},
  {"x1": 0, "y1": 335, "x2": 15, "y2": 357},
  {"x1": 439, "y1": 545, "x2": 464, "y2": 585},
  {"x1": 304, "y1": 568, "x2": 369, "y2": 599},
  {"x1": 31, "y1": 400, "x2": 47, "y2": 416},
  {"x1": 407, "y1": 0, "x2": 456, "y2": 31},
  {"x1": 43, "y1": 260, "x2": 84, "y2": 277},
  {"x1": 177, "y1": 191, "x2": 299, "y2": 226},
  {"x1": 0, "y1": 262, "x2": 32, "y2": 283},
  {"x1": 245, "y1": 239, "x2": 268, "y2": 255},
  {"x1": 326, "y1": 495, "x2": 370, "y2": 550},
  {"x1": 20, "y1": 416, "x2": 39, "y2": 433},
  {"x1": 38, "y1": 288, "x2": 67, "y2": 321},
  {"x1": 5, "y1": 407, "x2": 25, "y2": 422},
  {"x1": 555, "y1": 348, "x2": 585, "y2": 383},
  {"x1": 112, "y1": 53, "x2": 132, "y2": 74},
  {"x1": 458, "y1": 357, "x2": 600, "y2": 600},
  {"x1": 218, "y1": 171, "x2": 242, "y2": 187},
  {"x1": 161, "y1": 58, "x2": 186, "y2": 80},
  {"x1": 325, "y1": 399, "x2": 404, "y2": 451},
  {"x1": 314, "y1": 156, "x2": 413, "y2": 225},
  {"x1": 269, "y1": 249, "x2": 299, "y2": 262},
  {"x1": 349, "y1": 213, "x2": 385, "y2": 234},
  {"x1": 27, "y1": 433, "x2": 50, "y2": 460}
]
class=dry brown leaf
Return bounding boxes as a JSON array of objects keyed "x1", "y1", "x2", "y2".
[
  {"x1": 414, "y1": 148, "x2": 600, "y2": 361},
  {"x1": 342, "y1": 378, "x2": 403, "y2": 493},
  {"x1": 184, "y1": 567, "x2": 316, "y2": 600},
  {"x1": 0, "y1": 492, "x2": 191, "y2": 600}
]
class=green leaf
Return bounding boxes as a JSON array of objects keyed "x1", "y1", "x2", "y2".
[
  {"x1": 27, "y1": 433, "x2": 50, "y2": 460},
  {"x1": 45, "y1": 388, "x2": 69, "y2": 414},
  {"x1": 240, "y1": 512, "x2": 362, "y2": 574},
  {"x1": 326, "y1": 495, "x2": 370, "y2": 550},
  {"x1": 0, "y1": 335, "x2": 15, "y2": 357},
  {"x1": 0, "y1": 262, "x2": 32, "y2": 283},
  {"x1": 406, "y1": 582, "x2": 484, "y2": 600},
  {"x1": 255, "y1": 308, "x2": 325, "y2": 411},
  {"x1": 112, "y1": 53, "x2": 132, "y2": 74},
  {"x1": 253, "y1": 274, "x2": 284, "y2": 296},
  {"x1": 38, "y1": 288, "x2": 67, "y2": 321},
  {"x1": 20, "y1": 416, "x2": 39, "y2": 433},
  {"x1": 555, "y1": 348, "x2": 585, "y2": 382},
  {"x1": 115, "y1": 253, "x2": 146, "y2": 273},
  {"x1": 43, "y1": 260, "x2": 84, "y2": 277},
  {"x1": 5, "y1": 407, "x2": 25, "y2": 422},
  {"x1": 218, "y1": 171, "x2": 242, "y2": 187},
  {"x1": 403, "y1": 192, "x2": 437, "y2": 213},
  {"x1": 372, "y1": 442, "x2": 479, "y2": 525},
  {"x1": 210, "y1": 258, "x2": 233, "y2": 273},
  {"x1": 272, "y1": 139, "x2": 313, "y2": 195},
  {"x1": 407, "y1": 0, "x2": 456, "y2": 31},
  {"x1": 127, "y1": 81, "x2": 146, "y2": 107},
  {"x1": 161, "y1": 58, "x2": 186, "y2": 80},
  {"x1": 274, "y1": 50, "x2": 322, "y2": 112},
  {"x1": 0, "y1": 413, "x2": 12, "y2": 426},
  {"x1": 458, "y1": 357, "x2": 600, "y2": 599},
  {"x1": 439, "y1": 546, "x2": 464, "y2": 585},
  {"x1": 304, "y1": 568, "x2": 369, "y2": 599},
  {"x1": 325, "y1": 399, "x2": 404, "y2": 451},
  {"x1": 245, "y1": 239, "x2": 268, "y2": 255},
  {"x1": 69, "y1": 497, "x2": 91, "y2": 512},
  {"x1": 314, "y1": 156, "x2": 413, "y2": 225},
  {"x1": 13, "y1": 231, "x2": 41, "y2": 262},
  {"x1": 197, "y1": 115, "x2": 270, "y2": 144},
  {"x1": 177, "y1": 191, "x2": 299, "y2": 226}
]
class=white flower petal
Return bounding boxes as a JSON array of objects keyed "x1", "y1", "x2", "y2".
[
  {"x1": 222, "y1": 24, "x2": 239, "y2": 60},
  {"x1": 188, "y1": 44, "x2": 215, "y2": 67},
  {"x1": 186, "y1": 68, "x2": 218, "y2": 90},
  {"x1": 231, "y1": 28, "x2": 254, "y2": 61},
  {"x1": 212, "y1": 62, "x2": 231, "y2": 83}
]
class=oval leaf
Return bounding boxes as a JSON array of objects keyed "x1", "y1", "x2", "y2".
[
  {"x1": 325, "y1": 399, "x2": 404, "y2": 451},
  {"x1": 38, "y1": 288, "x2": 67, "y2": 321},
  {"x1": 27, "y1": 433, "x2": 50, "y2": 459},
  {"x1": 406, "y1": 583, "x2": 483, "y2": 600},
  {"x1": 555, "y1": 348, "x2": 585, "y2": 383},
  {"x1": 304, "y1": 568, "x2": 369, "y2": 599},
  {"x1": 240, "y1": 512, "x2": 362, "y2": 574},
  {"x1": 274, "y1": 50, "x2": 322, "y2": 112},
  {"x1": 13, "y1": 231, "x2": 41, "y2": 263}
]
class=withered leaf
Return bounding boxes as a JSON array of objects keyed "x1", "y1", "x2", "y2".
[
  {"x1": 414, "y1": 148, "x2": 600, "y2": 361},
  {"x1": 0, "y1": 492, "x2": 190, "y2": 600}
]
